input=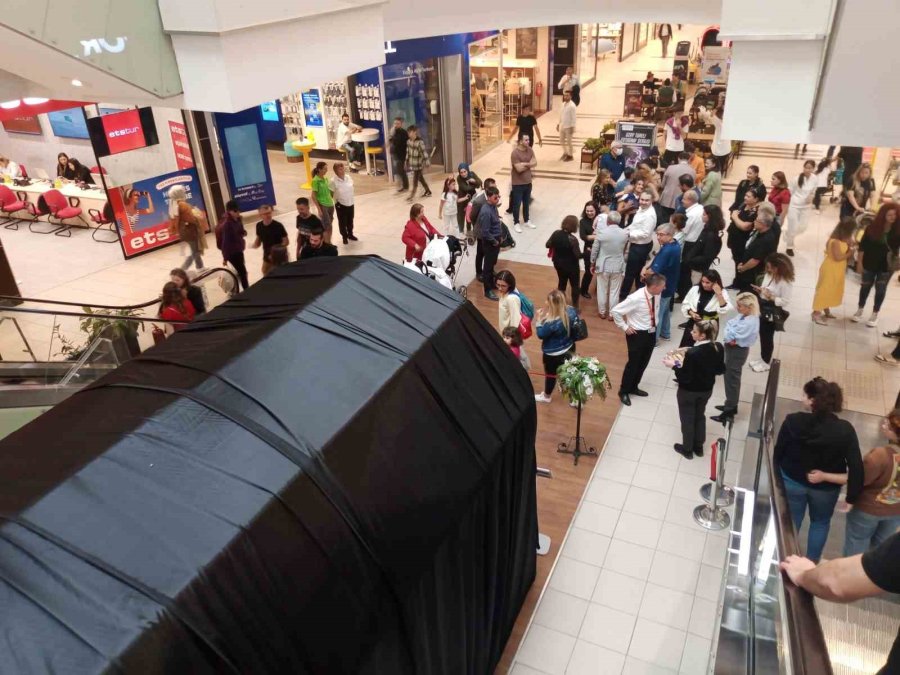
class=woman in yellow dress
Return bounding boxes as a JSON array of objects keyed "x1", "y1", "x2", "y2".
[{"x1": 812, "y1": 219, "x2": 857, "y2": 325}]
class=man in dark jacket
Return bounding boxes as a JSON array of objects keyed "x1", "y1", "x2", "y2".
[
  {"x1": 477, "y1": 187, "x2": 503, "y2": 301},
  {"x1": 734, "y1": 207, "x2": 778, "y2": 291},
  {"x1": 643, "y1": 223, "x2": 681, "y2": 342},
  {"x1": 298, "y1": 224, "x2": 338, "y2": 260},
  {"x1": 470, "y1": 178, "x2": 496, "y2": 281},
  {"x1": 218, "y1": 200, "x2": 249, "y2": 291},
  {"x1": 389, "y1": 117, "x2": 409, "y2": 192},
  {"x1": 600, "y1": 141, "x2": 626, "y2": 182}
]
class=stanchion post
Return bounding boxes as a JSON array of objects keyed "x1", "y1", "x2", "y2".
[
  {"x1": 693, "y1": 428, "x2": 731, "y2": 530},
  {"x1": 700, "y1": 419, "x2": 735, "y2": 507}
]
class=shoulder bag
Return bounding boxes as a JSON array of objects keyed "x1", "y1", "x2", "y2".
[
  {"x1": 570, "y1": 313, "x2": 588, "y2": 342},
  {"x1": 760, "y1": 299, "x2": 790, "y2": 331}
]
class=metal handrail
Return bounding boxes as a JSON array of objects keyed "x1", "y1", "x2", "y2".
[
  {"x1": 0, "y1": 306, "x2": 184, "y2": 324},
  {"x1": 759, "y1": 360, "x2": 834, "y2": 675},
  {"x1": 0, "y1": 266, "x2": 239, "y2": 311}
]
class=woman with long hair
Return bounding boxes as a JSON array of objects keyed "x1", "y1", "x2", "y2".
[
  {"x1": 401, "y1": 202, "x2": 440, "y2": 262},
  {"x1": 578, "y1": 202, "x2": 599, "y2": 299},
  {"x1": 168, "y1": 185, "x2": 206, "y2": 270},
  {"x1": 728, "y1": 189, "x2": 761, "y2": 280},
  {"x1": 591, "y1": 168, "x2": 616, "y2": 209},
  {"x1": 768, "y1": 171, "x2": 791, "y2": 223},
  {"x1": 158, "y1": 280, "x2": 196, "y2": 334},
  {"x1": 712, "y1": 293, "x2": 759, "y2": 421},
  {"x1": 122, "y1": 187, "x2": 155, "y2": 231},
  {"x1": 812, "y1": 156, "x2": 835, "y2": 212},
  {"x1": 67, "y1": 158, "x2": 94, "y2": 184},
  {"x1": 750, "y1": 253, "x2": 795, "y2": 373},
  {"x1": 852, "y1": 203, "x2": 900, "y2": 327},
  {"x1": 841, "y1": 163, "x2": 876, "y2": 219},
  {"x1": 663, "y1": 320, "x2": 724, "y2": 459},
  {"x1": 783, "y1": 159, "x2": 818, "y2": 256},
  {"x1": 546, "y1": 215, "x2": 582, "y2": 311},
  {"x1": 495, "y1": 269, "x2": 521, "y2": 332},
  {"x1": 438, "y1": 176, "x2": 459, "y2": 234},
  {"x1": 56, "y1": 152, "x2": 74, "y2": 179},
  {"x1": 679, "y1": 269, "x2": 731, "y2": 347},
  {"x1": 455, "y1": 163, "x2": 482, "y2": 233},
  {"x1": 683, "y1": 205, "x2": 725, "y2": 285},
  {"x1": 812, "y1": 219, "x2": 857, "y2": 324},
  {"x1": 534, "y1": 289, "x2": 578, "y2": 404},
  {"x1": 169, "y1": 268, "x2": 206, "y2": 315},
  {"x1": 774, "y1": 377, "x2": 863, "y2": 562}
]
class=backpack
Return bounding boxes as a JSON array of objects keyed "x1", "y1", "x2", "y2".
[
  {"x1": 518, "y1": 314, "x2": 533, "y2": 341},
  {"x1": 514, "y1": 290, "x2": 535, "y2": 319},
  {"x1": 875, "y1": 445, "x2": 900, "y2": 506}
]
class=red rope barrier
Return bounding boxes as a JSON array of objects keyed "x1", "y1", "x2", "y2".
[
  {"x1": 709, "y1": 440, "x2": 718, "y2": 481},
  {"x1": 527, "y1": 371, "x2": 557, "y2": 379}
]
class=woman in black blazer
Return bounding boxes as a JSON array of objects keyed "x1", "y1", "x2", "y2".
[
  {"x1": 683, "y1": 205, "x2": 724, "y2": 285},
  {"x1": 664, "y1": 321, "x2": 724, "y2": 459}
]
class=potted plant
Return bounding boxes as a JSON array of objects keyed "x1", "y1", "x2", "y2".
[
  {"x1": 54, "y1": 306, "x2": 145, "y2": 362},
  {"x1": 580, "y1": 137, "x2": 608, "y2": 169},
  {"x1": 555, "y1": 356, "x2": 612, "y2": 464}
]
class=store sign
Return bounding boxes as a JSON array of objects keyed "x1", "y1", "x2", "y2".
[
  {"x1": 301, "y1": 90, "x2": 323, "y2": 127},
  {"x1": 700, "y1": 46, "x2": 731, "y2": 86},
  {"x1": 168, "y1": 120, "x2": 194, "y2": 170},
  {"x1": 214, "y1": 107, "x2": 276, "y2": 211},
  {"x1": 103, "y1": 109, "x2": 145, "y2": 154},
  {"x1": 108, "y1": 168, "x2": 208, "y2": 258},
  {"x1": 615, "y1": 122, "x2": 656, "y2": 168},
  {"x1": 81, "y1": 37, "x2": 127, "y2": 56},
  {"x1": 623, "y1": 81, "x2": 643, "y2": 117}
]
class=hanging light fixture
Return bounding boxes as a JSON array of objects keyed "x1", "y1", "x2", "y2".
[
  {"x1": 23, "y1": 97, "x2": 49, "y2": 105},
  {"x1": 0, "y1": 100, "x2": 21, "y2": 109}
]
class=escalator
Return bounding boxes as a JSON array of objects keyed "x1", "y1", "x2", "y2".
[
  {"x1": 714, "y1": 361, "x2": 900, "y2": 674},
  {"x1": 0, "y1": 267, "x2": 239, "y2": 439}
]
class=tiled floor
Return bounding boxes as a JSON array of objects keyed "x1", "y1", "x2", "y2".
[{"x1": 2, "y1": 21, "x2": 900, "y2": 675}]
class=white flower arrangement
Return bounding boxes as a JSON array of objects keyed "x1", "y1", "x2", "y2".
[{"x1": 556, "y1": 356, "x2": 611, "y2": 405}]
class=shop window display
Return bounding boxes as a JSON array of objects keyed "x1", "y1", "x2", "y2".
[{"x1": 383, "y1": 60, "x2": 443, "y2": 168}]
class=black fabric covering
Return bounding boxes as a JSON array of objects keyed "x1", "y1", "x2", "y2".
[{"x1": 0, "y1": 256, "x2": 537, "y2": 674}]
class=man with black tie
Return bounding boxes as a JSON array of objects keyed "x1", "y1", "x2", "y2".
[{"x1": 611, "y1": 273, "x2": 667, "y2": 406}]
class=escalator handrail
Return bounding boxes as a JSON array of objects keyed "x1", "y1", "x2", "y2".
[
  {"x1": 0, "y1": 267, "x2": 239, "y2": 311},
  {"x1": 0, "y1": 306, "x2": 187, "y2": 325},
  {"x1": 760, "y1": 360, "x2": 834, "y2": 675}
]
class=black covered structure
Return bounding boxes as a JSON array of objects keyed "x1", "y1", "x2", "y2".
[{"x1": 0, "y1": 257, "x2": 538, "y2": 674}]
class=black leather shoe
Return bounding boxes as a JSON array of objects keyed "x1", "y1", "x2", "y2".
[
  {"x1": 631, "y1": 388, "x2": 649, "y2": 397},
  {"x1": 348, "y1": 234, "x2": 358, "y2": 241},
  {"x1": 581, "y1": 292, "x2": 592, "y2": 300},
  {"x1": 674, "y1": 443, "x2": 693, "y2": 459},
  {"x1": 619, "y1": 392, "x2": 632, "y2": 406},
  {"x1": 694, "y1": 448, "x2": 704, "y2": 458},
  {"x1": 677, "y1": 321, "x2": 690, "y2": 329},
  {"x1": 710, "y1": 409, "x2": 737, "y2": 424},
  {"x1": 342, "y1": 237, "x2": 349, "y2": 245},
  {"x1": 714, "y1": 405, "x2": 726, "y2": 411}
]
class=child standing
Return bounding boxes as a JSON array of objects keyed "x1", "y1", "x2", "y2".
[
  {"x1": 439, "y1": 177, "x2": 459, "y2": 235},
  {"x1": 502, "y1": 326, "x2": 531, "y2": 370}
]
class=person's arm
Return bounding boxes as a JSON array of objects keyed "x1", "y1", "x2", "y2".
[
  {"x1": 610, "y1": 296, "x2": 635, "y2": 333},
  {"x1": 681, "y1": 287, "x2": 697, "y2": 319},
  {"x1": 846, "y1": 187, "x2": 862, "y2": 211},
  {"x1": 830, "y1": 238, "x2": 852, "y2": 262},
  {"x1": 506, "y1": 124, "x2": 521, "y2": 143},
  {"x1": 534, "y1": 124, "x2": 543, "y2": 146},
  {"x1": 439, "y1": 197, "x2": 446, "y2": 213},
  {"x1": 138, "y1": 192, "x2": 155, "y2": 216},
  {"x1": 739, "y1": 257, "x2": 762, "y2": 273},
  {"x1": 508, "y1": 294, "x2": 522, "y2": 330},
  {"x1": 844, "y1": 429, "x2": 865, "y2": 504},
  {"x1": 731, "y1": 210, "x2": 754, "y2": 231},
  {"x1": 716, "y1": 287, "x2": 733, "y2": 314},
  {"x1": 590, "y1": 238, "x2": 601, "y2": 269},
  {"x1": 780, "y1": 554, "x2": 882, "y2": 603},
  {"x1": 806, "y1": 470, "x2": 848, "y2": 486},
  {"x1": 252, "y1": 235, "x2": 261, "y2": 249}
]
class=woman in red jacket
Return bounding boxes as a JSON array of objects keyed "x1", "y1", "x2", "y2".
[
  {"x1": 402, "y1": 202, "x2": 441, "y2": 262},
  {"x1": 158, "y1": 281, "x2": 196, "y2": 334},
  {"x1": 768, "y1": 171, "x2": 791, "y2": 223}
]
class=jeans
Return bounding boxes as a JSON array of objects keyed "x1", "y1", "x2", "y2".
[
  {"x1": 481, "y1": 239, "x2": 500, "y2": 294},
  {"x1": 226, "y1": 251, "x2": 250, "y2": 291},
  {"x1": 555, "y1": 264, "x2": 580, "y2": 310},
  {"x1": 182, "y1": 239, "x2": 204, "y2": 270},
  {"x1": 620, "y1": 242, "x2": 653, "y2": 301},
  {"x1": 410, "y1": 170, "x2": 431, "y2": 196},
  {"x1": 341, "y1": 141, "x2": 364, "y2": 164},
  {"x1": 723, "y1": 344, "x2": 749, "y2": 409},
  {"x1": 843, "y1": 508, "x2": 900, "y2": 557},
  {"x1": 511, "y1": 183, "x2": 532, "y2": 224},
  {"x1": 677, "y1": 388, "x2": 712, "y2": 454},
  {"x1": 657, "y1": 294, "x2": 673, "y2": 340},
  {"x1": 781, "y1": 470, "x2": 841, "y2": 562},
  {"x1": 394, "y1": 156, "x2": 409, "y2": 190},
  {"x1": 858, "y1": 270, "x2": 891, "y2": 312},
  {"x1": 542, "y1": 349, "x2": 574, "y2": 396}
]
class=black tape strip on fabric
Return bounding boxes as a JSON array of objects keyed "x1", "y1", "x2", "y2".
[
  {"x1": 89, "y1": 381, "x2": 416, "y2": 665},
  {"x1": 0, "y1": 514, "x2": 241, "y2": 674}
]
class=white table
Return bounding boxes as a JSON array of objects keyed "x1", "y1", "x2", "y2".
[
  {"x1": 351, "y1": 128, "x2": 380, "y2": 175},
  {"x1": 11, "y1": 180, "x2": 108, "y2": 235}
]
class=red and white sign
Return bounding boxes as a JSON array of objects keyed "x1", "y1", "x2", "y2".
[
  {"x1": 169, "y1": 120, "x2": 194, "y2": 170},
  {"x1": 103, "y1": 109, "x2": 146, "y2": 154}
]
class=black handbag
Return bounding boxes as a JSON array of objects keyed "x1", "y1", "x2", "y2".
[
  {"x1": 499, "y1": 223, "x2": 516, "y2": 250},
  {"x1": 570, "y1": 314, "x2": 588, "y2": 342},
  {"x1": 760, "y1": 300, "x2": 790, "y2": 331}
]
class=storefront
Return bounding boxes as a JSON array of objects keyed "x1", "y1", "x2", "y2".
[
  {"x1": 618, "y1": 23, "x2": 651, "y2": 62},
  {"x1": 469, "y1": 34, "x2": 503, "y2": 159}
]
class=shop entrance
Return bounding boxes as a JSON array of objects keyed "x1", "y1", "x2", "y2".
[{"x1": 383, "y1": 59, "x2": 445, "y2": 170}]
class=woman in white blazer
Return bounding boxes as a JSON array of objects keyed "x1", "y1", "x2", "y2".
[{"x1": 680, "y1": 269, "x2": 732, "y2": 347}]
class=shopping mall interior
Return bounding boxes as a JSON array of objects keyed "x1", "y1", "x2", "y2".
[{"x1": 0, "y1": 3, "x2": 899, "y2": 674}]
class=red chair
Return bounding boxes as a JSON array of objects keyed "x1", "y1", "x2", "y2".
[
  {"x1": 30, "y1": 189, "x2": 83, "y2": 237},
  {"x1": 88, "y1": 202, "x2": 120, "y2": 243},
  {"x1": 0, "y1": 185, "x2": 28, "y2": 230},
  {"x1": 17, "y1": 164, "x2": 27, "y2": 179},
  {"x1": 89, "y1": 166, "x2": 107, "y2": 175}
]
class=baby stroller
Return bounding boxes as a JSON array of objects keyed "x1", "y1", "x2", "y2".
[
  {"x1": 444, "y1": 235, "x2": 471, "y2": 298},
  {"x1": 404, "y1": 236, "x2": 470, "y2": 299}
]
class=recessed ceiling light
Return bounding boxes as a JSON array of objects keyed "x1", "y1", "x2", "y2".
[
  {"x1": 71, "y1": 79, "x2": 83, "y2": 87},
  {"x1": 0, "y1": 100, "x2": 21, "y2": 109},
  {"x1": 23, "y1": 97, "x2": 49, "y2": 105}
]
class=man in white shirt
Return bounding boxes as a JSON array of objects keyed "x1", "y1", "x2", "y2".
[
  {"x1": 329, "y1": 162, "x2": 357, "y2": 245},
  {"x1": 558, "y1": 67, "x2": 578, "y2": 94},
  {"x1": 336, "y1": 113, "x2": 364, "y2": 167},
  {"x1": 620, "y1": 193, "x2": 658, "y2": 301},
  {"x1": 677, "y1": 190, "x2": 705, "y2": 299},
  {"x1": 556, "y1": 91, "x2": 577, "y2": 162},
  {"x1": 612, "y1": 273, "x2": 666, "y2": 405},
  {"x1": 0, "y1": 157, "x2": 21, "y2": 179}
]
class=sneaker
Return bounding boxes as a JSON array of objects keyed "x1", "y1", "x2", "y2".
[
  {"x1": 875, "y1": 354, "x2": 900, "y2": 366},
  {"x1": 525, "y1": 221, "x2": 537, "y2": 229},
  {"x1": 883, "y1": 329, "x2": 900, "y2": 338},
  {"x1": 751, "y1": 361, "x2": 770, "y2": 373},
  {"x1": 867, "y1": 312, "x2": 879, "y2": 328},
  {"x1": 748, "y1": 358, "x2": 761, "y2": 368},
  {"x1": 658, "y1": 335, "x2": 671, "y2": 341},
  {"x1": 813, "y1": 313, "x2": 828, "y2": 326},
  {"x1": 786, "y1": 248, "x2": 794, "y2": 257},
  {"x1": 535, "y1": 392, "x2": 552, "y2": 403},
  {"x1": 851, "y1": 308, "x2": 863, "y2": 323},
  {"x1": 513, "y1": 223, "x2": 523, "y2": 233}
]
